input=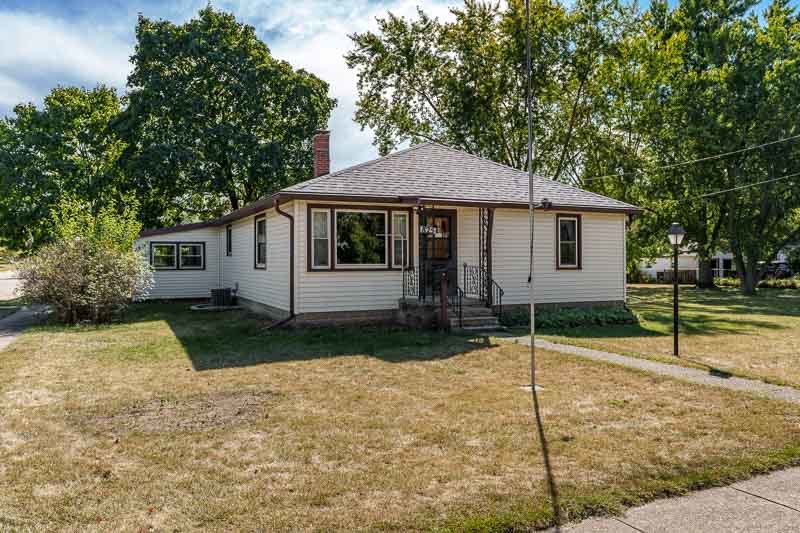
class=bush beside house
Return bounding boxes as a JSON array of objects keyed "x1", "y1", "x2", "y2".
[{"x1": 17, "y1": 198, "x2": 153, "y2": 324}]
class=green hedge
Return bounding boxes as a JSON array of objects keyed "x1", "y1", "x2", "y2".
[
  {"x1": 714, "y1": 277, "x2": 800, "y2": 289},
  {"x1": 500, "y1": 306, "x2": 639, "y2": 329}
]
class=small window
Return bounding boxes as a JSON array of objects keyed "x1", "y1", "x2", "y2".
[
  {"x1": 151, "y1": 243, "x2": 177, "y2": 269},
  {"x1": 335, "y1": 210, "x2": 387, "y2": 267},
  {"x1": 226, "y1": 225, "x2": 232, "y2": 256},
  {"x1": 255, "y1": 216, "x2": 267, "y2": 269},
  {"x1": 392, "y1": 212, "x2": 409, "y2": 268},
  {"x1": 179, "y1": 243, "x2": 204, "y2": 269},
  {"x1": 311, "y1": 209, "x2": 330, "y2": 269},
  {"x1": 557, "y1": 215, "x2": 580, "y2": 269}
]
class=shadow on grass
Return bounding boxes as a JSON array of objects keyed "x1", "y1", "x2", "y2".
[{"x1": 124, "y1": 302, "x2": 496, "y2": 371}]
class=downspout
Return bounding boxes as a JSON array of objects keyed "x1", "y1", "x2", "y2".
[{"x1": 272, "y1": 195, "x2": 296, "y2": 327}]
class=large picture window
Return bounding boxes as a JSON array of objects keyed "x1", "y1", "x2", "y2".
[
  {"x1": 557, "y1": 215, "x2": 581, "y2": 269},
  {"x1": 255, "y1": 216, "x2": 267, "y2": 269},
  {"x1": 335, "y1": 210, "x2": 387, "y2": 267},
  {"x1": 149, "y1": 242, "x2": 205, "y2": 270}
]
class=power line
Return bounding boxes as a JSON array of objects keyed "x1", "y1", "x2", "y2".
[
  {"x1": 694, "y1": 171, "x2": 800, "y2": 200},
  {"x1": 580, "y1": 133, "x2": 800, "y2": 183}
]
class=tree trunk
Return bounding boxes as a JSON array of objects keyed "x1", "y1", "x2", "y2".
[
  {"x1": 741, "y1": 267, "x2": 758, "y2": 295},
  {"x1": 697, "y1": 258, "x2": 715, "y2": 289}
]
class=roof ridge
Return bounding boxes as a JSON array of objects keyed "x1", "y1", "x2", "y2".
[{"x1": 285, "y1": 142, "x2": 434, "y2": 192}]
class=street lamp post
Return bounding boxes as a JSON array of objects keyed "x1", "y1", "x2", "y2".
[{"x1": 668, "y1": 223, "x2": 686, "y2": 356}]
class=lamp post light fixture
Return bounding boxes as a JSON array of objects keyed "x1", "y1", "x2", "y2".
[{"x1": 668, "y1": 223, "x2": 686, "y2": 356}]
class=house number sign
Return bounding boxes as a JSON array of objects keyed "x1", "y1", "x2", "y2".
[{"x1": 419, "y1": 225, "x2": 440, "y2": 235}]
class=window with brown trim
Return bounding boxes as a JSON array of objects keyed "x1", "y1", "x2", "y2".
[
  {"x1": 255, "y1": 215, "x2": 267, "y2": 269},
  {"x1": 307, "y1": 205, "x2": 413, "y2": 271},
  {"x1": 557, "y1": 214, "x2": 581, "y2": 269}
]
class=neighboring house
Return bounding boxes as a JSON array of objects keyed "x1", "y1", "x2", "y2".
[
  {"x1": 640, "y1": 245, "x2": 798, "y2": 282},
  {"x1": 640, "y1": 250, "x2": 736, "y2": 282},
  {"x1": 136, "y1": 131, "x2": 642, "y2": 326}
]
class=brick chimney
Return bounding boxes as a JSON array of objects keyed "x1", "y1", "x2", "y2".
[{"x1": 312, "y1": 130, "x2": 330, "y2": 177}]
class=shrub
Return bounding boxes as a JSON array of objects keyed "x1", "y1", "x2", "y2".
[
  {"x1": 714, "y1": 277, "x2": 740, "y2": 288},
  {"x1": 17, "y1": 198, "x2": 153, "y2": 323},
  {"x1": 500, "y1": 306, "x2": 639, "y2": 329},
  {"x1": 714, "y1": 276, "x2": 800, "y2": 289}
]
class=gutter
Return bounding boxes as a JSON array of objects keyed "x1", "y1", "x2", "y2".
[{"x1": 274, "y1": 195, "x2": 296, "y2": 324}]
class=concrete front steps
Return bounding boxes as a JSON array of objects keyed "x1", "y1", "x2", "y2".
[{"x1": 450, "y1": 302, "x2": 504, "y2": 332}]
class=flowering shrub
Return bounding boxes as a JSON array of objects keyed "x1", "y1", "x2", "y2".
[{"x1": 17, "y1": 198, "x2": 153, "y2": 324}]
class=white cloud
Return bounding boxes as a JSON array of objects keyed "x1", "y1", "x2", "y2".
[
  {"x1": 0, "y1": 11, "x2": 131, "y2": 106},
  {"x1": 0, "y1": 1, "x2": 456, "y2": 169}
]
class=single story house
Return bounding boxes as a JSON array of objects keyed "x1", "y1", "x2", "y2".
[{"x1": 136, "y1": 131, "x2": 641, "y2": 327}]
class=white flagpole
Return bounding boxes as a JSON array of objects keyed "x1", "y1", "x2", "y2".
[{"x1": 525, "y1": 0, "x2": 536, "y2": 388}]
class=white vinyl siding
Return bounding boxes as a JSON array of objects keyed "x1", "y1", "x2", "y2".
[
  {"x1": 222, "y1": 207, "x2": 290, "y2": 311},
  {"x1": 492, "y1": 209, "x2": 626, "y2": 305},
  {"x1": 136, "y1": 227, "x2": 221, "y2": 299}
]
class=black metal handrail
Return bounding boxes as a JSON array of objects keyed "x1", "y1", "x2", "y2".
[
  {"x1": 489, "y1": 278, "x2": 504, "y2": 322},
  {"x1": 402, "y1": 266, "x2": 418, "y2": 300},
  {"x1": 462, "y1": 262, "x2": 504, "y2": 320}
]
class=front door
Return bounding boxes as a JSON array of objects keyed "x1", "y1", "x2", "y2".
[{"x1": 420, "y1": 210, "x2": 457, "y2": 298}]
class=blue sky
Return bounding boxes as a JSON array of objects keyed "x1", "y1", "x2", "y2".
[
  {"x1": 0, "y1": 0, "x2": 455, "y2": 170},
  {"x1": 1, "y1": 0, "x2": 793, "y2": 169}
]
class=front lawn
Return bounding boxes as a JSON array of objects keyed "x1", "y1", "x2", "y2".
[
  {"x1": 541, "y1": 285, "x2": 800, "y2": 388},
  {"x1": 1, "y1": 302, "x2": 800, "y2": 530}
]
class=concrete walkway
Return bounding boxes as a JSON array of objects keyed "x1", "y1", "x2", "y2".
[
  {"x1": 0, "y1": 270, "x2": 18, "y2": 300},
  {"x1": 0, "y1": 306, "x2": 46, "y2": 351},
  {"x1": 509, "y1": 337, "x2": 800, "y2": 405},
  {"x1": 555, "y1": 467, "x2": 800, "y2": 532}
]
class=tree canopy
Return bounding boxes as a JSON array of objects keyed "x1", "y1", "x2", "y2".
[{"x1": 116, "y1": 7, "x2": 337, "y2": 226}]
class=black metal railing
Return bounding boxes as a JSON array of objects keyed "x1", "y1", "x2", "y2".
[
  {"x1": 462, "y1": 263, "x2": 504, "y2": 321},
  {"x1": 489, "y1": 278, "x2": 504, "y2": 323},
  {"x1": 402, "y1": 266, "x2": 418, "y2": 300},
  {"x1": 449, "y1": 285, "x2": 464, "y2": 328},
  {"x1": 463, "y1": 263, "x2": 487, "y2": 301}
]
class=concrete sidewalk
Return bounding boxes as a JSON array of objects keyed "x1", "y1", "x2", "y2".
[
  {"x1": 0, "y1": 270, "x2": 18, "y2": 300},
  {"x1": 509, "y1": 337, "x2": 800, "y2": 405},
  {"x1": 0, "y1": 305, "x2": 46, "y2": 351},
  {"x1": 556, "y1": 467, "x2": 800, "y2": 532}
]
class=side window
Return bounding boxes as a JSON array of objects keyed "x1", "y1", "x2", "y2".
[
  {"x1": 151, "y1": 243, "x2": 177, "y2": 269},
  {"x1": 392, "y1": 212, "x2": 409, "y2": 268},
  {"x1": 557, "y1": 215, "x2": 581, "y2": 269},
  {"x1": 226, "y1": 225, "x2": 232, "y2": 256},
  {"x1": 311, "y1": 209, "x2": 330, "y2": 269},
  {"x1": 179, "y1": 243, "x2": 204, "y2": 269},
  {"x1": 255, "y1": 216, "x2": 267, "y2": 269}
]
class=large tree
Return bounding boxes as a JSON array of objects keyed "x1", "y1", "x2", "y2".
[
  {"x1": 116, "y1": 7, "x2": 337, "y2": 226},
  {"x1": 0, "y1": 86, "x2": 125, "y2": 249},
  {"x1": 346, "y1": 0, "x2": 634, "y2": 176}
]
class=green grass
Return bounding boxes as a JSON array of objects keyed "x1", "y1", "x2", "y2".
[
  {"x1": 538, "y1": 284, "x2": 800, "y2": 388},
  {"x1": 1, "y1": 301, "x2": 800, "y2": 530}
]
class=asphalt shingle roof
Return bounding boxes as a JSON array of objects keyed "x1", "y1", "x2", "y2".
[{"x1": 282, "y1": 142, "x2": 641, "y2": 213}]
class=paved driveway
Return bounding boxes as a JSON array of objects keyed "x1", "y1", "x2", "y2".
[{"x1": 0, "y1": 271, "x2": 18, "y2": 300}]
